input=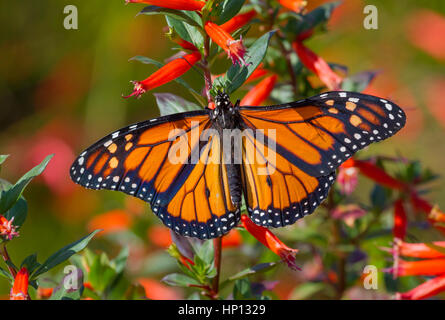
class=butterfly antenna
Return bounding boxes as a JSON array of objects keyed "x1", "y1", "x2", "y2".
[{"x1": 179, "y1": 55, "x2": 206, "y2": 79}]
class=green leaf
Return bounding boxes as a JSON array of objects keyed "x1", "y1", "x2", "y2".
[
  {"x1": 0, "y1": 266, "x2": 13, "y2": 282},
  {"x1": 227, "y1": 262, "x2": 278, "y2": 282},
  {"x1": 154, "y1": 93, "x2": 201, "y2": 116},
  {"x1": 215, "y1": 0, "x2": 246, "y2": 24},
  {"x1": 50, "y1": 267, "x2": 84, "y2": 300},
  {"x1": 166, "y1": 15, "x2": 204, "y2": 50},
  {"x1": 112, "y1": 246, "x2": 129, "y2": 274},
  {"x1": 0, "y1": 155, "x2": 8, "y2": 166},
  {"x1": 21, "y1": 253, "x2": 41, "y2": 274},
  {"x1": 283, "y1": 1, "x2": 341, "y2": 36},
  {"x1": 370, "y1": 184, "x2": 388, "y2": 209},
  {"x1": 138, "y1": 6, "x2": 202, "y2": 28},
  {"x1": 162, "y1": 273, "x2": 201, "y2": 287},
  {"x1": 4, "y1": 197, "x2": 28, "y2": 230},
  {"x1": 226, "y1": 31, "x2": 275, "y2": 93},
  {"x1": 31, "y1": 230, "x2": 100, "y2": 279},
  {"x1": 193, "y1": 240, "x2": 214, "y2": 265},
  {"x1": 233, "y1": 279, "x2": 253, "y2": 300},
  {"x1": 0, "y1": 154, "x2": 53, "y2": 214}
]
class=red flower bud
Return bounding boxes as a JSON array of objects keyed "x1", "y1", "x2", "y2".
[
  {"x1": 220, "y1": 10, "x2": 257, "y2": 33},
  {"x1": 395, "y1": 240, "x2": 445, "y2": 259},
  {"x1": 343, "y1": 158, "x2": 406, "y2": 190},
  {"x1": 386, "y1": 258, "x2": 445, "y2": 277},
  {"x1": 396, "y1": 274, "x2": 445, "y2": 300},
  {"x1": 292, "y1": 40, "x2": 342, "y2": 90},
  {"x1": 205, "y1": 21, "x2": 247, "y2": 66},
  {"x1": 393, "y1": 199, "x2": 407, "y2": 240},
  {"x1": 240, "y1": 74, "x2": 278, "y2": 106},
  {"x1": 240, "y1": 215, "x2": 300, "y2": 271},
  {"x1": 10, "y1": 267, "x2": 29, "y2": 300},
  {"x1": 125, "y1": 0, "x2": 205, "y2": 11},
  {"x1": 124, "y1": 51, "x2": 201, "y2": 98},
  {"x1": 278, "y1": 0, "x2": 307, "y2": 13}
]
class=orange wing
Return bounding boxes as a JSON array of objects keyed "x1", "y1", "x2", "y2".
[
  {"x1": 70, "y1": 110, "x2": 239, "y2": 239},
  {"x1": 239, "y1": 91, "x2": 405, "y2": 226},
  {"x1": 240, "y1": 91, "x2": 406, "y2": 177}
]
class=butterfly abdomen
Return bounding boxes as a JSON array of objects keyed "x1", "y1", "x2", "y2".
[{"x1": 225, "y1": 162, "x2": 242, "y2": 206}]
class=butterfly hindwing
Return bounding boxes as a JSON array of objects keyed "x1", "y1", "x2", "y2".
[{"x1": 240, "y1": 127, "x2": 336, "y2": 228}]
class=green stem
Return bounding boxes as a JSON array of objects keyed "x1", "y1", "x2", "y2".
[{"x1": 1, "y1": 244, "x2": 17, "y2": 278}]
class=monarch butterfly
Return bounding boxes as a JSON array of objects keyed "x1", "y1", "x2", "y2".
[{"x1": 70, "y1": 91, "x2": 406, "y2": 239}]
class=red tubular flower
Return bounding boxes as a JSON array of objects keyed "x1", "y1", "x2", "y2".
[
  {"x1": 173, "y1": 38, "x2": 197, "y2": 51},
  {"x1": 220, "y1": 10, "x2": 257, "y2": 33},
  {"x1": 240, "y1": 74, "x2": 278, "y2": 106},
  {"x1": 292, "y1": 40, "x2": 342, "y2": 90},
  {"x1": 411, "y1": 192, "x2": 445, "y2": 222},
  {"x1": 396, "y1": 274, "x2": 445, "y2": 300},
  {"x1": 205, "y1": 21, "x2": 247, "y2": 66},
  {"x1": 87, "y1": 210, "x2": 132, "y2": 236},
  {"x1": 240, "y1": 215, "x2": 300, "y2": 271},
  {"x1": 125, "y1": 0, "x2": 205, "y2": 11},
  {"x1": 393, "y1": 199, "x2": 407, "y2": 240},
  {"x1": 386, "y1": 258, "x2": 445, "y2": 277},
  {"x1": 124, "y1": 51, "x2": 201, "y2": 98},
  {"x1": 279, "y1": 0, "x2": 307, "y2": 13},
  {"x1": 337, "y1": 164, "x2": 358, "y2": 195},
  {"x1": 221, "y1": 229, "x2": 242, "y2": 248},
  {"x1": 395, "y1": 240, "x2": 445, "y2": 259},
  {"x1": 0, "y1": 215, "x2": 19, "y2": 241},
  {"x1": 10, "y1": 267, "x2": 29, "y2": 300},
  {"x1": 343, "y1": 158, "x2": 406, "y2": 190}
]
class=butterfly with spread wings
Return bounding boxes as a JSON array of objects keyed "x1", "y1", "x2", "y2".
[{"x1": 70, "y1": 91, "x2": 406, "y2": 239}]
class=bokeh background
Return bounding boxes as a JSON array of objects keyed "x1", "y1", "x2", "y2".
[{"x1": 1, "y1": 0, "x2": 445, "y2": 298}]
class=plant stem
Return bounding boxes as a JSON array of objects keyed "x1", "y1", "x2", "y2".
[
  {"x1": 212, "y1": 237, "x2": 222, "y2": 296},
  {"x1": 203, "y1": 35, "x2": 213, "y2": 103},
  {"x1": 1, "y1": 244, "x2": 17, "y2": 278}
]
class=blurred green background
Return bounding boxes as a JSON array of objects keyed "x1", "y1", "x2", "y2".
[{"x1": 1, "y1": 0, "x2": 445, "y2": 298}]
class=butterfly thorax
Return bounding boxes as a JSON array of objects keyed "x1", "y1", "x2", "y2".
[{"x1": 211, "y1": 92, "x2": 239, "y2": 130}]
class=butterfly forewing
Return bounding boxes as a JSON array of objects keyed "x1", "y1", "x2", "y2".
[{"x1": 70, "y1": 110, "x2": 240, "y2": 239}]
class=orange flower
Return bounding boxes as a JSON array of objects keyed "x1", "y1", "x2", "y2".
[
  {"x1": 125, "y1": 0, "x2": 205, "y2": 11},
  {"x1": 205, "y1": 21, "x2": 246, "y2": 66},
  {"x1": 240, "y1": 215, "x2": 300, "y2": 270},
  {"x1": 278, "y1": 0, "x2": 307, "y2": 13},
  {"x1": 10, "y1": 267, "x2": 29, "y2": 300},
  {"x1": 37, "y1": 287, "x2": 54, "y2": 299},
  {"x1": 147, "y1": 225, "x2": 172, "y2": 248},
  {"x1": 387, "y1": 258, "x2": 445, "y2": 277},
  {"x1": 292, "y1": 40, "x2": 342, "y2": 90},
  {"x1": 406, "y1": 10, "x2": 445, "y2": 61},
  {"x1": 87, "y1": 209, "x2": 132, "y2": 235},
  {"x1": 342, "y1": 158, "x2": 406, "y2": 190},
  {"x1": 138, "y1": 278, "x2": 182, "y2": 300},
  {"x1": 394, "y1": 240, "x2": 445, "y2": 259},
  {"x1": 393, "y1": 199, "x2": 407, "y2": 240},
  {"x1": 124, "y1": 51, "x2": 201, "y2": 98},
  {"x1": 240, "y1": 74, "x2": 278, "y2": 106},
  {"x1": 396, "y1": 274, "x2": 445, "y2": 300},
  {"x1": 220, "y1": 10, "x2": 257, "y2": 33},
  {"x1": 0, "y1": 215, "x2": 19, "y2": 241},
  {"x1": 221, "y1": 229, "x2": 242, "y2": 248}
]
